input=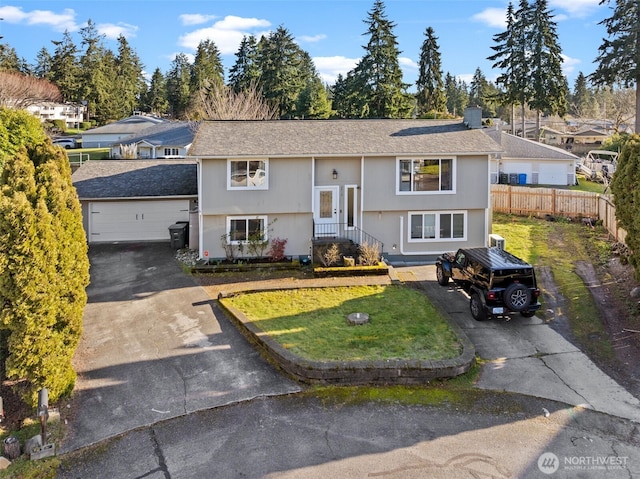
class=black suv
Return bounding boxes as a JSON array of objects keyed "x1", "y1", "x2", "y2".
[{"x1": 435, "y1": 247, "x2": 541, "y2": 321}]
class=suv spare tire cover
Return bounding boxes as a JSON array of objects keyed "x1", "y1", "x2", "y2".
[{"x1": 503, "y1": 283, "x2": 531, "y2": 311}]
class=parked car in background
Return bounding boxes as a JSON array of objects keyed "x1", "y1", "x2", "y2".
[
  {"x1": 53, "y1": 138, "x2": 77, "y2": 149},
  {"x1": 436, "y1": 247, "x2": 541, "y2": 321}
]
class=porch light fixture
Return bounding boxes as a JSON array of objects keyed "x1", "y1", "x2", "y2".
[{"x1": 332, "y1": 169, "x2": 338, "y2": 179}]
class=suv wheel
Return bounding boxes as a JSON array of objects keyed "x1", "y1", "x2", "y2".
[
  {"x1": 503, "y1": 283, "x2": 531, "y2": 312},
  {"x1": 470, "y1": 293, "x2": 487, "y2": 321},
  {"x1": 436, "y1": 264, "x2": 449, "y2": 285}
]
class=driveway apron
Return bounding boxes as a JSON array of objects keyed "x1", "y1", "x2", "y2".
[{"x1": 61, "y1": 243, "x2": 301, "y2": 453}]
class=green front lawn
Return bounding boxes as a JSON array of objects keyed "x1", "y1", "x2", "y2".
[{"x1": 221, "y1": 285, "x2": 461, "y2": 362}]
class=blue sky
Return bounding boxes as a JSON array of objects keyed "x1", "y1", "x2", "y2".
[{"x1": 0, "y1": 0, "x2": 610, "y2": 90}]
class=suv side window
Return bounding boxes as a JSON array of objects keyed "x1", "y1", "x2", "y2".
[{"x1": 455, "y1": 251, "x2": 466, "y2": 265}]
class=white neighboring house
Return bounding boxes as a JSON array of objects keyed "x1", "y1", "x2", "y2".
[
  {"x1": 109, "y1": 122, "x2": 194, "y2": 159},
  {"x1": 81, "y1": 114, "x2": 165, "y2": 148},
  {"x1": 484, "y1": 128, "x2": 579, "y2": 186},
  {"x1": 26, "y1": 101, "x2": 85, "y2": 128}
]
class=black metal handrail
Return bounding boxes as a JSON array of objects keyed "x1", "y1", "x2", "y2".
[{"x1": 313, "y1": 223, "x2": 384, "y2": 254}]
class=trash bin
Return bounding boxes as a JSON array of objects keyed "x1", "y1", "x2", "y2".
[
  {"x1": 518, "y1": 173, "x2": 527, "y2": 185},
  {"x1": 509, "y1": 173, "x2": 518, "y2": 185},
  {"x1": 169, "y1": 222, "x2": 188, "y2": 249},
  {"x1": 499, "y1": 173, "x2": 509, "y2": 184}
]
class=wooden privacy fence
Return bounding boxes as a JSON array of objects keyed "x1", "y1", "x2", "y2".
[{"x1": 491, "y1": 184, "x2": 627, "y2": 244}]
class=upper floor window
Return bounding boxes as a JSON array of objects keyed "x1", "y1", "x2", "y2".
[
  {"x1": 228, "y1": 159, "x2": 268, "y2": 190},
  {"x1": 164, "y1": 148, "x2": 179, "y2": 156},
  {"x1": 398, "y1": 158, "x2": 453, "y2": 193}
]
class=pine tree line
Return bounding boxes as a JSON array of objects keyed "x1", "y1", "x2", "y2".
[{"x1": 0, "y1": 0, "x2": 637, "y2": 127}]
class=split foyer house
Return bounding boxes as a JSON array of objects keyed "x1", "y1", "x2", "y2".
[{"x1": 188, "y1": 118, "x2": 502, "y2": 263}]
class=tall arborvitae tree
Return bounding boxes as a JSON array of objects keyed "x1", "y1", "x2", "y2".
[
  {"x1": 228, "y1": 35, "x2": 260, "y2": 93},
  {"x1": 527, "y1": 0, "x2": 567, "y2": 133},
  {"x1": 349, "y1": 0, "x2": 412, "y2": 118},
  {"x1": 416, "y1": 27, "x2": 446, "y2": 116},
  {"x1": 444, "y1": 72, "x2": 469, "y2": 117},
  {"x1": 0, "y1": 108, "x2": 48, "y2": 173},
  {"x1": 145, "y1": 67, "x2": 169, "y2": 116},
  {"x1": 591, "y1": 0, "x2": 640, "y2": 133},
  {"x1": 191, "y1": 40, "x2": 224, "y2": 93},
  {"x1": 0, "y1": 130, "x2": 89, "y2": 405},
  {"x1": 49, "y1": 31, "x2": 81, "y2": 103},
  {"x1": 257, "y1": 26, "x2": 307, "y2": 118},
  {"x1": 610, "y1": 135, "x2": 640, "y2": 277},
  {"x1": 166, "y1": 53, "x2": 193, "y2": 119}
]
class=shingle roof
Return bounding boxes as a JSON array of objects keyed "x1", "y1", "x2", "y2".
[
  {"x1": 483, "y1": 129, "x2": 578, "y2": 161},
  {"x1": 114, "y1": 121, "x2": 195, "y2": 147},
  {"x1": 188, "y1": 119, "x2": 503, "y2": 157},
  {"x1": 82, "y1": 115, "x2": 166, "y2": 136},
  {"x1": 72, "y1": 160, "x2": 197, "y2": 199}
]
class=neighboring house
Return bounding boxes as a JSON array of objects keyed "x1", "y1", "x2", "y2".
[
  {"x1": 72, "y1": 160, "x2": 197, "y2": 243},
  {"x1": 109, "y1": 121, "x2": 195, "y2": 159},
  {"x1": 538, "y1": 126, "x2": 567, "y2": 146},
  {"x1": 26, "y1": 101, "x2": 85, "y2": 128},
  {"x1": 484, "y1": 128, "x2": 578, "y2": 186},
  {"x1": 81, "y1": 114, "x2": 165, "y2": 148},
  {"x1": 188, "y1": 117, "x2": 502, "y2": 263},
  {"x1": 572, "y1": 126, "x2": 609, "y2": 145}
]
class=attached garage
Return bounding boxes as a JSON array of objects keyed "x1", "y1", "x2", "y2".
[
  {"x1": 538, "y1": 163, "x2": 569, "y2": 185},
  {"x1": 88, "y1": 199, "x2": 190, "y2": 242},
  {"x1": 72, "y1": 160, "x2": 197, "y2": 244}
]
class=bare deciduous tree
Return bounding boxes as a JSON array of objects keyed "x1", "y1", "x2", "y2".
[
  {"x1": 189, "y1": 80, "x2": 278, "y2": 120},
  {"x1": 0, "y1": 71, "x2": 62, "y2": 109}
]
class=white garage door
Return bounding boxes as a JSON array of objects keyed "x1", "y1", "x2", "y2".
[
  {"x1": 538, "y1": 163, "x2": 568, "y2": 185},
  {"x1": 88, "y1": 200, "x2": 190, "y2": 242}
]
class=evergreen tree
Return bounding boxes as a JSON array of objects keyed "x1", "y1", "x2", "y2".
[
  {"x1": 34, "y1": 47, "x2": 53, "y2": 80},
  {"x1": 296, "y1": 75, "x2": 332, "y2": 119},
  {"x1": 444, "y1": 72, "x2": 469, "y2": 117},
  {"x1": 416, "y1": 27, "x2": 446, "y2": 116},
  {"x1": 527, "y1": 0, "x2": 567, "y2": 131},
  {"x1": 0, "y1": 43, "x2": 24, "y2": 72},
  {"x1": 469, "y1": 68, "x2": 497, "y2": 118},
  {"x1": 114, "y1": 35, "x2": 146, "y2": 116},
  {"x1": 349, "y1": 0, "x2": 412, "y2": 118},
  {"x1": 610, "y1": 135, "x2": 640, "y2": 278},
  {"x1": 191, "y1": 39, "x2": 224, "y2": 93},
  {"x1": 166, "y1": 53, "x2": 192, "y2": 119},
  {"x1": 78, "y1": 20, "x2": 112, "y2": 123},
  {"x1": 257, "y1": 26, "x2": 307, "y2": 118},
  {"x1": 570, "y1": 71, "x2": 593, "y2": 117},
  {"x1": 49, "y1": 31, "x2": 81, "y2": 103},
  {"x1": 228, "y1": 35, "x2": 260, "y2": 93},
  {"x1": 591, "y1": 0, "x2": 640, "y2": 133},
  {"x1": 0, "y1": 108, "x2": 48, "y2": 173},
  {"x1": 145, "y1": 68, "x2": 169, "y2": 116},
  {"x1": 0, "y1": 131, "x2": 89, "y2": 404}
]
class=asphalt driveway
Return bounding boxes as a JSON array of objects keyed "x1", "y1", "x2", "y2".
[{"x1": 60, "y1": 243, "x2": 301, "y2": 453}]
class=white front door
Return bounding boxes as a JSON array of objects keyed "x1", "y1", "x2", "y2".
[{"x1": 314, "y1": 186, "x2": 339, "y2": 236}]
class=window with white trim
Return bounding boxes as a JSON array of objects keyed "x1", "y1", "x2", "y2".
[
  {"x1": 228, "y1": 159, "x2": 268, "y2": 189},
  {"x1": 409, "y1": 211, "x2": 466, "y2": 241},
  {"x1": 226, "y1": 216, "x2": 267, "y2": 244},
  {"x1": 164, "y1": 147, "x2": 179, "y2": 156},
  {"x1": 398, "y1": 158, "x2": 453, "y2": 193}
]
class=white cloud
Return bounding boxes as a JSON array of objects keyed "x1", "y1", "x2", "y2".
[
  {"x1": 298, "y1": 34, "x2": 327, "y2": 43},
  {"x1": 549, "y1": 0, "x2": 601, "y2": 18},
  {"x1": 0, "y1": 5, "x2": 78, "y2": 32},
  {"x1": 313, "y1": 56, "x2": 359, "y2": 84},
  {"x1": 180, "y1": 14, "x2": 217, "y2": 26},
  {"x1": 178, "y1": 15, "x2": 271, "y2": 55},
  {"x1": 399, "y1": 57, "x2": 418, "y2": 70},
  {"x1": 561, "y1": 54, "x2": 581, "y2": 78},
  {"x1": 98, "y1": 23, "x2": 139, "y2": 40},
  {"x1": 472, "y1": 8, "x2": 507, "y2": 29}
]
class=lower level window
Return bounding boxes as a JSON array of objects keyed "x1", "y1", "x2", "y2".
[
  {"x1": 409, "y1": 211, "x2": 466, "y2": 241},
  {"x1": 227, "y1": 216, "x2": 267, "y2": 244}
]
